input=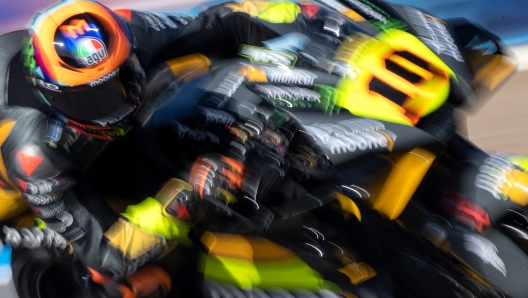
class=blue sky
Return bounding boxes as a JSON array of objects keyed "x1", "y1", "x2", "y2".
[{"x1": 391, "y1": 0, "x2": 528, "y2": 45}]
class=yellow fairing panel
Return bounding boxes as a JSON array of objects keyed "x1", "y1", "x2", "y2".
[
  {"x1": 0, "y1": 119, "x2": 28, "y2": 222},
  {"x1": 502, "y1": 169, "x2": 528, "y2": 206},
  {"x1": 372, "y1": 148, "x2": 436, "y2": 219},
  {"x1": 334, "y1": 30, "x2": 455, "y2": 126},
  {"x1": 201, "y1": 231, "x2": 297, "y2": 261},
  {"x1": 224, "y1": 1, "x2": 301, "y2": 24},
  {"x1": 201, "y1": 232, "x2": 338, "y2": 291}
]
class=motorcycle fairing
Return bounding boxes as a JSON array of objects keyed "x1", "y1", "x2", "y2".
[
  {"x1": 199, "y1": 231, "x2": 341, "y2": 291},
  {"x1": 394, "y1": 5, "x2": 517, "y2": 108},
  {"x1": 334, "y1": 29, "x2": 455, "y2": 126},
  {"x1": 371, "y1": 147, "x2": 436, "y2": 220},
  {"x1": 282, "y1": 110, "x2": 441, "y2": 166}
]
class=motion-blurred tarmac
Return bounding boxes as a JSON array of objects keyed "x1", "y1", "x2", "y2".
[{"x1": 466, "y1": 70, "x2": 528, "y2": 155}]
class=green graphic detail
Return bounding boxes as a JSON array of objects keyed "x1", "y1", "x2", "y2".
[
  {"x1": 122, "y1": 197, "x2": 190, "y2": 240},
  {"x1": 80, "y1": 47, "x2": 90, "y2": 58},
  {"x1": 239, "y1": 44, "x2": 297, "y2": 67},
  {"x1": 370, "y1": 18, "x2": 407, "y2": 32},
  {"x1": 257, "y1": 2, "x2": 300, "y2": 24},
  {"x1": 35, "y1": 218, "x2": 47, "y2": 229},
  {"x1": 508, "y1": 155, "x2": 528, "y2": 173},
  {"x1": 264, "y1": 96, "x2": 314, "y2": 109},
  {"x1": 103, "y1": 126, "x2": 131, "y2": 137},
  {"x1": 359, "y1": 0, "x2": 390, "y2": 18},
  {"x1": 314, "y1": 84, "x2": 341, "y2": 115},
  {"x1": 356, "y1": 0, "x2": 407, "y2": 31},
  {"x1": 22, "y1": 37, "x2": 37, "y2": 74},
  {"x1": 258, "y1": 85, "x2": 341, "y2": 115},
  {"x1": 201, "y1": 254, "x2": 340, "y2": 291},
  {"x1": 84, "y1": 126, "x2": 131, "y2": 139},
  {"x1": 268, "y1": 109, "x2": 290, "y2": 128}
]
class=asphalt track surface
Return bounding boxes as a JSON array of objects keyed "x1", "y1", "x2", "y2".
[{"x1": 466, "y1": 69, "x2": 528, "y2": 155}]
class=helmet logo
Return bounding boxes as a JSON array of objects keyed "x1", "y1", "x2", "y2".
[
  {"x1": 59, "y1": 19, "x2": 91, "y2": 39},
  {"x1": 78, "y1": 38, "x2": 108, "y2": 66}
]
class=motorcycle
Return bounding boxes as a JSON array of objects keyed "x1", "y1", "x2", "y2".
[{"x1": 0, "y1": 0, "x2": 523, "y2": 297}]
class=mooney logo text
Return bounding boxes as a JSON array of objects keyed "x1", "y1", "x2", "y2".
[
  {"x1": 89, "y1": 69, "x2": 119, "y2": 87},
  {"x1": 304, "y1": 119, "x2": 396, "y2": 154}
]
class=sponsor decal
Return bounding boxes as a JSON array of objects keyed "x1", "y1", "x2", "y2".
[
  {"x1": 152, "y1": 12, "x2": 178, "y2": 29},
  {"x1": 58, "y1": 19, "x2": 108, "y2": 67},
  {"x1": 36, "y1": 80, "x2": 61, "y2": 93},
  {"x1": 316, "y1": 0, "x2": 366, "y2": 21},
  {"x1": 91, "y1": 104, "x2": 136, "y2": 127},
  {"x1": 317, "y1": 58, "x2": 361, "y2": 80},
  {"x1": 334, "y1": 33, "x2": 377, "y2": 66},
  {"x1": 405, "y1": 8, "x2": 464, "y2": 62},
  {"x1": 213, "y1": 71, "x2": 246, "y2": 105},
  {"x1": 463, "y1": 233, "x2": 507, "y2": 277},
  {"x1": 136, "y1": 11, "x2": 176, "y2": 31},
  {"x1": 207, "y1": 63, "x2": 267, "y2": 108},
  {"x1": 344, "y1": 0, "x2": 389, "y2": 24},
  {"x1": 342, "y1": 0, "x2": 406, "y2": 31},
  {"x1": 317, "y1": 0, "x2": 350, "y2": 14},
  {"x1": 254, "y1": 84, "x2": 321, "y2": 108},
  {"x1": 172, "y1": 122, "x2": 219, "y2": 144},
  {"x1": 59, "y1": 19, "x2": 93, "y2": 39},
  {"x1": 78, "y1": 38, "x2": 108, "y2": 66},
  {"x1": 168, "y1": 14, "x2": 189, "y2": 26},
  {"x1": 239, "y1": 45, "x2": 297, "y2": 67},
  {"x1": 474, "y1": 152, "x2": 524, "y2": 201},
  {"x1": 197, "y1": 107, "x2": 235, "y2": 125},
  {"x1": 89, "y1": 69, "x2": 119, "y2": 87},
  {"x1": 314, "y1": 84, "x2": 341, "y2": 115},
  {"x1": 260, "y1": 66, "x2": 318, "y2": 85},
  {"x1": 304, "y1": 119, "x2": 396, "y2": 154}
]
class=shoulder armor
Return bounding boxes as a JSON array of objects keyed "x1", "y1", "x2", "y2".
[{"x1": 0, "y1": 107, "x2": 76, "y2": 182}]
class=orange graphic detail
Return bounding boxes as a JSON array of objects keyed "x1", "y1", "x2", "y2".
[
  {"x1": 59, "y1": 19, "x2": 91, "y2": 39},
  {"x1": 113, "y1": 9, "x2": 133, "y2": 22}
]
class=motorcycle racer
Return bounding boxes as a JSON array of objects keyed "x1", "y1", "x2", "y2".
[
  {"x1": 0, "y1": 0, "x2": 526, "y2": 297},
  {"x1": 0, "y1": 0, "x2": 369, "y2": 293}
]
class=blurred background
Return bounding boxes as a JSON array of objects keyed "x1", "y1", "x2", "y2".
[{"x1": 0, "y1": 0, "x2": 527, "y2": 153}]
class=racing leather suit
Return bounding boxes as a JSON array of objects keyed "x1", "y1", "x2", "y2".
[
  {"x1": 2, "y1": 0, "x2": 526, "y2": 296},
  {"x1": 0, "y1": 0, "x2": 356, "y2": 281}
]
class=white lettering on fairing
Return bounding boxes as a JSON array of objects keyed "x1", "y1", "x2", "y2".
[
  {"x1": 463, "y1": 233, "x2": 507, "y2": 277},
  {"x1": 305, "y1": 119, "x2": 396, "y2": 154},
  {"x1": 406, "y1": 8, "x2": 464, "y2": 62},
  {"x1": 318, "y1": 0, "x2": 351, "y2": 14},
  {"x1": 214, "y1": 71, "x2": 245, "y2": 99},
  {"x1": 240, "y1": 45, "x2": 297, "y2": 67},
  {"x1": 260, "y1": 66, "x2": 318, "y2": 85},
  {"x1": 254, "y1": 84, "x2": 321, "y2": 104},
  {"x1": 89, "y1": 69, "x2": 119, "y2": 87},
  {"x1": 474, "y1": 152, "x2": 515, "y2": 200},
  {"x1": 343, "y1": 0, "x2": 388, "y2": 24}
]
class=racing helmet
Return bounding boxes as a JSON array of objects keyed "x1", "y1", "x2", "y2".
[{"x1": 26, "y1": 0, "x2": 145, "y2": 139}]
